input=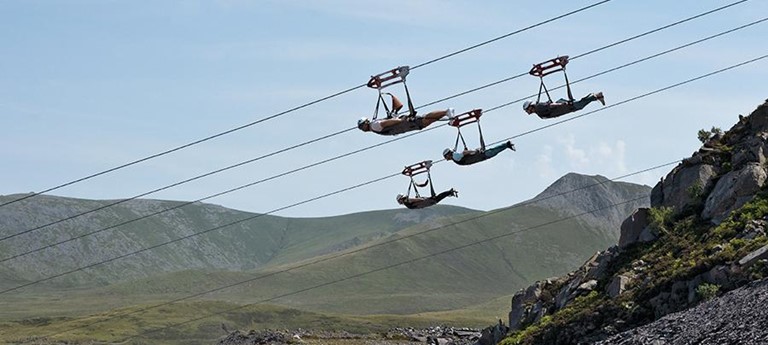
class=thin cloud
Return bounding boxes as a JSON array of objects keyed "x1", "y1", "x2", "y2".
[
  {"x1": 559, "y1": 134, "x2": 589, "y2": 169},
  {"x1": 535, "y1": 145, "x2": 556, "y2": 179}
]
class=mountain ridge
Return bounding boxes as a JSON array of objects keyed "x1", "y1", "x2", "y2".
[{"x1": 0, "y1": 194, "x2": 478, "y2": 286}]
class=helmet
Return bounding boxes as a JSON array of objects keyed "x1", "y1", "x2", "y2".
[
  {"x1": 357, "y1": 117, "x2": 369, "y2": 130},
  {"x1": 442, "y1": 148, "x2": 452, "y2": 158},
  {"x1": 396, "y1": 194, "x2": 406, "y2": 203},
  {"x1": 523, "y1": 100, "x2": 533, "y2": 111}
]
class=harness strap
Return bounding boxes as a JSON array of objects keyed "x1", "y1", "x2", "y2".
[
  {"x1": 408, "y1": 178, "x2": 421, "y2": 198},
  {"x1": 454, "y1": 128, "x2": 469, "y2": 151},
  {"x1": 402, "y1": 81, "x2": 417, "y2": 116},
  {"x1": 373, "y1": 90, "x2": 392, "y2": 120},
  {"x1": 563, "y1": 67, "x2": 574, "y2": 102},
  {"x1": 539, "y1": 77, "x2": 553, "y2": 103},
  {"x1": 477, "y1": 120, "x2": 486, "y2": 151},
  {"x1": 427, "y1": 170, "x2": 436, "y2": 197}
]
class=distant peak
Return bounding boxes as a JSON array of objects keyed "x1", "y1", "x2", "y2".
[{"x1": 541, "y1": 173, "x2": 611, "y2": 193}]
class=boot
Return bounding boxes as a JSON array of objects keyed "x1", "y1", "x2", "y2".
[{"x1": 595, "y1": 92, "x2": 605, "y2": 106}]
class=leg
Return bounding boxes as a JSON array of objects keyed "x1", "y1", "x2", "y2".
[
  {"x1": 390, "y1": 94, "x2": 404, "y2": 113},
  {"x1": 482, "y1": 142, "x2": 512, "y2": 159},
  {"x1": 432, "y1": 189, "x2": 457, "y2": 203},
  {"x1": 571, "y1": 93, "x2": 601, "y2": 111},
  {"x1": 418, "y1": 109, "x2": 449, "y2": 128}
]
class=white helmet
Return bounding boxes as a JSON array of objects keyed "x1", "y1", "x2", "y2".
[
  {"x1": 442, "y1": 148, "x2": 452, "y2": 158},
  {"x1": 396, "y1": 194, "x2": 406, "y2": 203},
  {"x1": 357, "y1": 117, "x2": 369, "y2": 130},
  {"x1": 523, "y1": 100, "x2": 533, "y2": 111}
]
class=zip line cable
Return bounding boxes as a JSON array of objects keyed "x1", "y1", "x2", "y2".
[
  {"x1": 2, "y1": 21, "x2": 760, "y2": 264},
  {"x1": 444, "y1": 54, "x2": 768, "y2": 159},
  {"x1": 0, "y1": 173, "x2": 401, "y2": 296},
  {"x1": 2, "y1": 21, "x2": 764, "y2": 264},
  {"x1": 2, "y1": 54, "x2": 764, "y2": 296},
  {"x1": 497, "y1": 53, "x2": 768, "y2": 141},
  {"x1": 49, "y1": 162, "x2": 676, "y2": 338},
  {"x1": 409, "y1": 0, "x2": 612, "y2": 69},
  {"x1": 569, "y1": 0, "x2": 749, "y2": 60},
  {"x1": 2, "y1": 9, "x2": 759, "y2": 248},
  {"x1": 0, "y1": 1, "x2": 615, "y2": 210},
  {"x1": 416, "y1": 0, "x2": 753, "y2": 111},
  {"x1": 486, "y1": 16, "x2": 768, "y2": 112},
  {"x1": 0, "y1": 127, "x2": 355, "y2": 243},
  {"x1": 129, "y1": 194, "x2": 651, "y2": 342},
  {"x1": 0, "y1": 127, "x2": 432, "y2": 263}
]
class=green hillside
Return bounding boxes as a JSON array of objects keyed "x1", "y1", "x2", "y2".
[
  {"x1": 0, "y1": 202, "x2": 632, "y2": 344},
  {"x1": 0, "y1": 194, "x2": 477, "y2": 287},
  {"x1": 220, "y1": 204, "x2": 620, "y2": 315},
  {"x1": 72, "y1": 203, "x2": 632, "y2": 316},
  {"x1": 0, "y1": 173, "x2": 649, "y2": 343}
]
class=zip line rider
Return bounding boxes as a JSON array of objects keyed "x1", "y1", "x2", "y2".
[
  {"x1": 397, "y1": 160, "x2": 457, "y2": 209},
  {"x1": 443, "y1": 141, "x2": 515, "y2": 166},
  {"x1": 357, "y1": 65, "x2": 454, "y2": 135},
  {"x1": 523, "y1": 55, "x2": 605, "y2": 119},
  {"x1": 397, "y1": 188, "x2": 458, "y2": 210},
  {"x1": 523, "y1": 92, "x2": 604, "y2": 119},
  {"x1": 443, "y1": 108, "x2": 516, "y2": 166},
  {"x1": 357, "y1": 97, "x2": 453, "y2": 135}
]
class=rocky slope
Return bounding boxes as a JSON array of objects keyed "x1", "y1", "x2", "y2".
[
  {"x1": 502, "y1": 99, "x2": 768, "y2": 345},
  {"x1": 597, "y1": 277, "x2": 768, "y2": 344}
]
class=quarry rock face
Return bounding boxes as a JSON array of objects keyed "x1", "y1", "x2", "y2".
[{"x1": 508, "y1": 100, "x2": 768, "y2": 344}]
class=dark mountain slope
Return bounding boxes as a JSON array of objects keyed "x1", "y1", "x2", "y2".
[{"x1": 531, "y1": 174, "x2": 651, "y2": 243}]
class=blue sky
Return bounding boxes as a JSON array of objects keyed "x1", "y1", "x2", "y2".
[{"x1": 1, "y1": 0, "x2": 767, "y2": 217}]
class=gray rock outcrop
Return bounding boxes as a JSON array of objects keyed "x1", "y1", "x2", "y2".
[
  {"x1": 606, "y1": 275, "x2": 630, "y2": 298},
  {"x1": 738, "y1": 244, "x2": 768, "y2": 267},
  {"x1": 618, "y1": 208, "x2": 654, "y2": 249},
  {"x1": 508, "y1": 247, "x2": 620, "y2": 330},
  {"x1": 653, "y1": 164, "x2": 718, "y2": 215},
  {"x1": 650, "y1": 101, "x2": 768, "y2": 224},
  {"x1": 702, "y1": 163, "x2": 767, "y2": 223}
]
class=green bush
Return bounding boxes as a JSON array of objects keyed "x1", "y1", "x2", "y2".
[
  {"x1": 696, "y1": 283, "x2": 720, "y2": 301},
  {"x1": 697, "y1": 127, "x2": 723, "y2": 144},
  {"x1": 687, "y1": 183, "x2": 703, "y2": 201},
  {"x1": 649, "y1": 206, "x2": 674, "y2": 234},
  {"x1": 697, "y1": 129, "x2": 712, "y2": 144}
]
